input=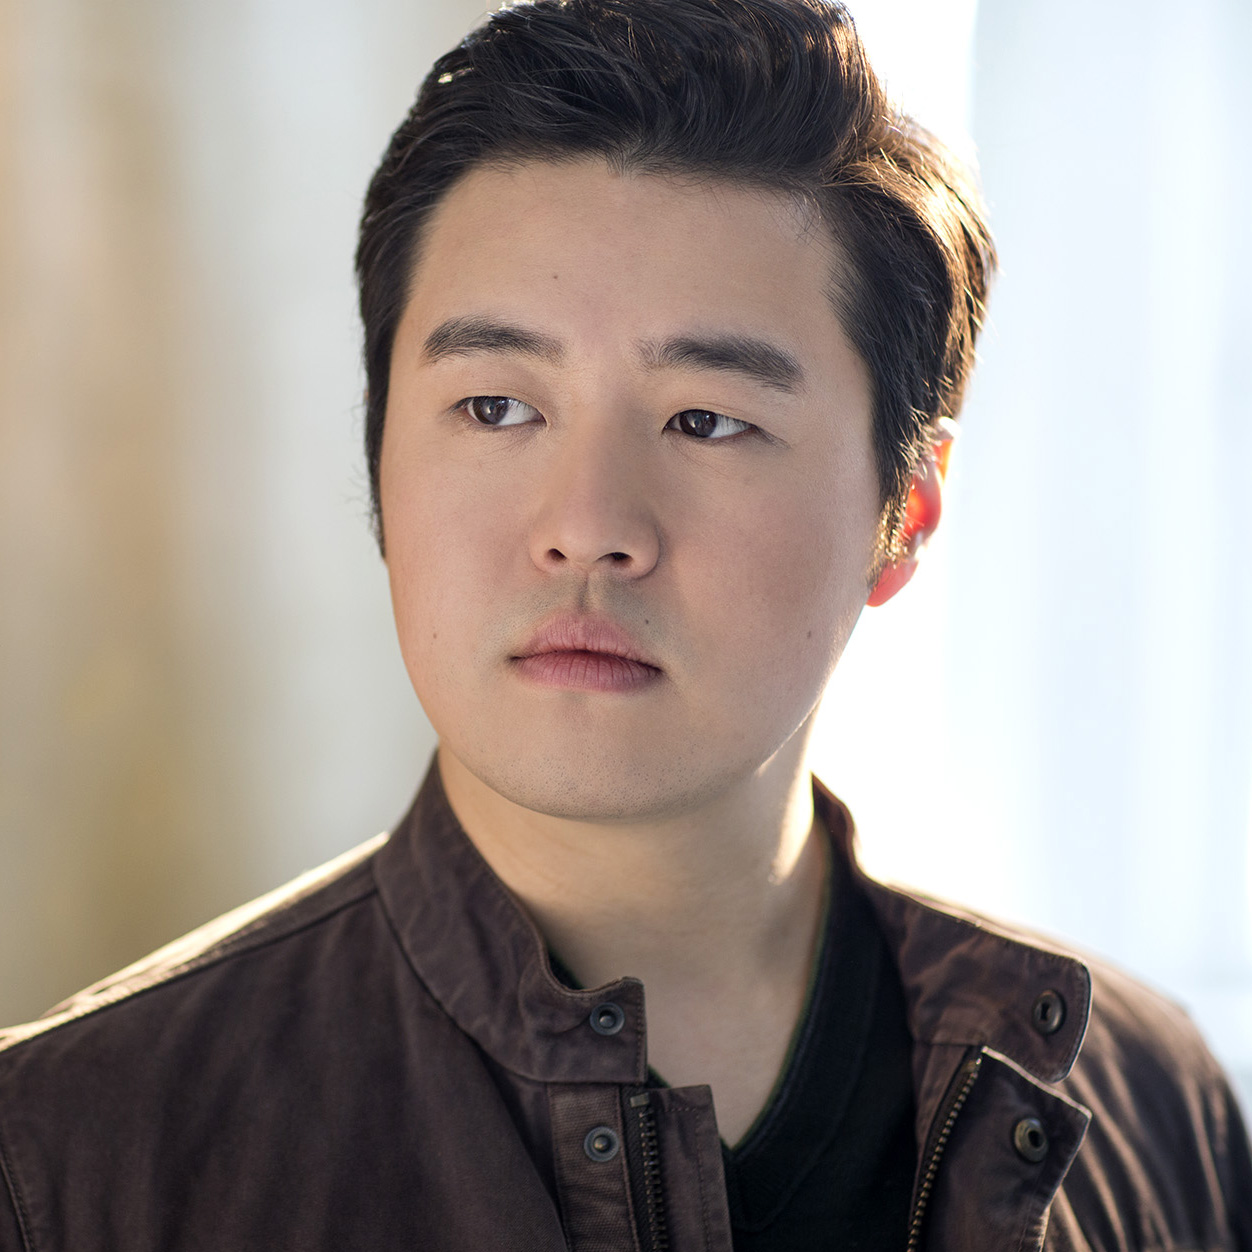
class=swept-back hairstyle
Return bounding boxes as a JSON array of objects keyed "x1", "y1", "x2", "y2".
[{"x1": 357, "y1": 0, "x2": 995, "y2": 557}]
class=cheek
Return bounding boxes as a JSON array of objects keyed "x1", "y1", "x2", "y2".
[
  {"x1": 382, "y1": 456, "x2": 509, "y2": 686},
  {"x1": 687, "y1": 481, "x2": 875, "y2": 694}
]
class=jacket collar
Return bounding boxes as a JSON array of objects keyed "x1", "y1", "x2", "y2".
[
  {"x1": 813, "y1": 778, "x2": 1091, "y2": 1086},
  {"x1": 374, "y1": 761, "x2": 1090, "y2": 1089},
  {"x1": 374, "y1": 762, "x2": 648, "y2": 1085}
]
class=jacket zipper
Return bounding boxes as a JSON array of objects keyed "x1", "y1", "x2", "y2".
[
  {"x1": 906, "y1": 1050, "x2": 983, "y2": 1252},
  {"x1": 626, "y1": 1091, "x2": 670, "y2": 1252}
]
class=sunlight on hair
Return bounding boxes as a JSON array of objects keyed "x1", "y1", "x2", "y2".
[{"x1": 843, "y1": 0, "x2": 979, "y2": 158}]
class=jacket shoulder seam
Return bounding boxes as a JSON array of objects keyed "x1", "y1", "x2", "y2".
[{"x1": 0, "y1": 833, "x2": 388, "y2": 1055}]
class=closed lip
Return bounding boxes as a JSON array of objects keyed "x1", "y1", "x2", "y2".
[{"x1": 512, "y1": 613, "x2": 660, "y2": 670}]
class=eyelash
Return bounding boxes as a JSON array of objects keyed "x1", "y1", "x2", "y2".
[{"x1": 457, "y1": 396, "x2": 756, "y2": 441}]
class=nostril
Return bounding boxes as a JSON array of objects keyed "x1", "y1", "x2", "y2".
[{"x1": 534, "y1": 543, "x2": 649, "y2": 572}]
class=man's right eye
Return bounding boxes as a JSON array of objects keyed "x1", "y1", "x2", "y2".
[{"x1": 461, "y1": 396, "x2": 542, "y2": 427}]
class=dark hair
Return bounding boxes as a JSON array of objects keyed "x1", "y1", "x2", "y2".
[{"x1": 357, "y1": 0, "x2": 995, "y2": 558}]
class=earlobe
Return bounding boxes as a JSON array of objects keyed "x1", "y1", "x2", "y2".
[
  {"x1": 866, "y1": 559, "x2": 918, "y2": 606},
  {"x1": 866, "y1": 423, "x2": 953, "y2": 608}
]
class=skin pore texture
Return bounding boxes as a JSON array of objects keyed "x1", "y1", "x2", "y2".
[{"x1": 379, "y1": 158, "x2": 900, "y2": 1145}]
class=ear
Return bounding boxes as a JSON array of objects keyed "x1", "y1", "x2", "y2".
[{"x1": 866, "y1": 421, "x2": 955, "y2": 608}]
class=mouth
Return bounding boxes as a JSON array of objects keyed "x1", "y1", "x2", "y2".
[{"x1": 510, "y1": 614, "x2": 663, "y2": 693}]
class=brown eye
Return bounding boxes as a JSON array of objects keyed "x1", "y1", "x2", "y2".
[
  {"x1": 464, "y1": 396, "x2": 540, "y2": 426},
  {"x1": 667, "y1": 409, "x2": 753, "y2": 439},
  {"x1": 676, "y1": 410, "x2": 717, "y2": 438}
]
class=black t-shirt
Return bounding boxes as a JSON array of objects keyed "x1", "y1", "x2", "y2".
[{"x1": 720, "y1": 861, "x2": 916, "y2": 1250}]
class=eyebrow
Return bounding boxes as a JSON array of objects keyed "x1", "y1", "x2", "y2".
[
  {"x1": 422, "y1": 316, "x2": 564, "y2": 365},
  {"x1": 422, "y1": 316, "x2": 804, "y2": 395},
  {"x1": 640, "y1": 334, "x2": 805, "y2": 394}
]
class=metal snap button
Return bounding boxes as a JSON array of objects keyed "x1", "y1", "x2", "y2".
[
  {"x1": 1031, "y1": 989, "x2": 1065, "y2": 1036},
  {"x1": 1012, "y1": 1117, "x2": 1049, "y2": 1163},
  {"x1": 589, "y1": 1002, "x2": 625, "y2": 1036},
  {"x1": 583, "y1": 1125, "x2": 620, "y2": 1162}
]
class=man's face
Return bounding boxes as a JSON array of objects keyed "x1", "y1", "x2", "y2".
[{"x1": 380, "y1": 159, "x2": 881, "y2": 823}]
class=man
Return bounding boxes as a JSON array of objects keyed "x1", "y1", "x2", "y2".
[{"x1": 1, "y1": 0, "x2": 1248, "y2": 1248}]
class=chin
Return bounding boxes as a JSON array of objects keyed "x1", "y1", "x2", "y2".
[{"x1": 458, "y1": 743, "x2": 742, "y2": 826}]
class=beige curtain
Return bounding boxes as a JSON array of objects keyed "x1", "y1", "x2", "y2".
[{"x1": 0, "y1": 0, "x2": 484, "y2": 1025}]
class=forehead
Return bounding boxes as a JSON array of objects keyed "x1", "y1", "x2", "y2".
[{"x1": 399, "y1": 158, "x2": 862, "y2": 389}]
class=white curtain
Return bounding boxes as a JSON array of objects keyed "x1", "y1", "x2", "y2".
[{"x1": 814, "y1": 0, "x2": 1252, "y2": 1106}]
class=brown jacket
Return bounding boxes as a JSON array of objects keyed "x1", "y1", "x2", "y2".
[{"x1": 1, "y1": 765, "x2": 1249, "y2": 1250}]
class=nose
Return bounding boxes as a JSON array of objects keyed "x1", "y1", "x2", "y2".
[{"x1": 528, "y1": 427, "x2": 661, "y2": 579}]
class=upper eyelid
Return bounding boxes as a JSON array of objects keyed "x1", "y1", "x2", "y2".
[{"x1": 455, "y1": 393, "x2": 541, "y2": 411}]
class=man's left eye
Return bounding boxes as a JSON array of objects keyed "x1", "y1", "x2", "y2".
[
  {"x1": 462, "y1": 395, "x2": 542, "y2": 426},
  {"x1": 666, "y1": 409, "x2": 753, "y2": 440}
]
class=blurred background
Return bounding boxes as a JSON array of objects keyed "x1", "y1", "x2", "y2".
[{"x1": 2, "y1": 0, "x2": 1249, "y2": 1110}]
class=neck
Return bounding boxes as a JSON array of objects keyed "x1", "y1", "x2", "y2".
[{"x1": 437, "y1": 737, "x2": 822, "y2": 985}]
